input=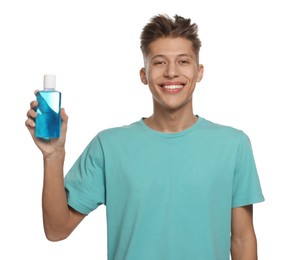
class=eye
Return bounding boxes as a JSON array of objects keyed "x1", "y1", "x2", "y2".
[
  {"x1": 153, "y1": 61, "x2": 166, "y2": 65},
  {"x1": 179, "y1": 59, "x2": 190, "y2": 65}
]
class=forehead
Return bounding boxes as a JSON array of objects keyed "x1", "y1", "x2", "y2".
[{"x1": 148, "y1": 37, "x2": 195, "y2": 58}]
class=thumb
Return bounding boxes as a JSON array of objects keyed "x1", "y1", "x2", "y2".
[{"x1": 60, "y1": 108, "x2": 68, "y2": 137}]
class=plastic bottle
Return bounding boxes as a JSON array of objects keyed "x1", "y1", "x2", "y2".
[{"x1": 35, "y1": 74, "x2": 61, "y2": 140}]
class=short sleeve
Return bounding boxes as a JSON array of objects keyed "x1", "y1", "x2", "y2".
[
  {"x1": 232, "y1": 132, "x2": 265, "y2": 208},
  {"x1": 64, "y1": 135, "x2": 106, "y2": 215}
]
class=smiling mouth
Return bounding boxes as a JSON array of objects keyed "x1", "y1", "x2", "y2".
[{"x1": 160, "y1": 84, "x2": 184, "y2": 90}]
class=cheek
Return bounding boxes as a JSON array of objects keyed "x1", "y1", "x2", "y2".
[
  {"x1": 148, "y1": 68, "x2": 164, "y2": 82},
  {"x1": 183, "y1": 69, "x2": 198, "y2": 81}
]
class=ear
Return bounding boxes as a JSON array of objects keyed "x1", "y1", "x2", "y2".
[
  {"x1": 140, "y1": 68, "x2": 148, "y2": 85},
  {"x1": 196, "y1": 64, "x2": 204, "y2": 82}
]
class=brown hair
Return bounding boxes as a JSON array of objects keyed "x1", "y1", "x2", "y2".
[{"x1": 140, "y1": 14, "x2": 201, "y2": 62}]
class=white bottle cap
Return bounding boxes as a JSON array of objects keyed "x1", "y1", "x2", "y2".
[{"x1": 44, "y1": 74, "x2": 56, "y2": 89}]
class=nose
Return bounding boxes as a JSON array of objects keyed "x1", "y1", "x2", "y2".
[{"x1": 164, "y1": 62, "x2": 179, "y2": 78}]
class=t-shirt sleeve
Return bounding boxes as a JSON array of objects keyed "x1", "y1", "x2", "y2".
[
  {"x1": 64, "y1": 135, "x2": 106, "y2": 215},
  {"x1": 232, "y1": 132, "x2": 265, "y2": 208}
]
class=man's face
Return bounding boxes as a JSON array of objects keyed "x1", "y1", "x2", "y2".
[{"x1": 140, "y1": 37, "x2": 204, "y2": 112}]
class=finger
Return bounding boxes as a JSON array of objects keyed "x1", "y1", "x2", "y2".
[
  {"x1": 60, "y1": 108, "x2": 68, "y2": 136},
  {"x1": 25, "y1": 118, "x2": 39, "y2": 144},
  {"x1": 60, "y1": 108, "x2": 68, "y2": 122},
  {"x1": 26, "y1": 108, "x2": 37, "y2": 119},
  {"x1": 30, "y1": 100, "x2": 38, "y2": 109},
  {"x1": 25, "y1": 117, "x2": 36, "y2": 128}
]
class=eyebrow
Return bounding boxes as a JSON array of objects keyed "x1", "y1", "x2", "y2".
[{"x1": 151, "y1": 53, "x2": 194, "y2": 61}]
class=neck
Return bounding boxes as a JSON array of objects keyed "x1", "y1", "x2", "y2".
[{"x1": 144, "y1": 104, "x2": 198, "y2": 133}]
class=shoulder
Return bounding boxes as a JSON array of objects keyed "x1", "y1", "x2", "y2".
[
  {"x1": 198, "y1": 117, "x2": 250, "y2": 143},
  {"x1": 93, "y1": 120, "x2": 144, "y2": 142}
]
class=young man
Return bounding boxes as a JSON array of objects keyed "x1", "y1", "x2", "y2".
[{"x1": 26, "y1": 14, "x2": 264, "y2": 260}]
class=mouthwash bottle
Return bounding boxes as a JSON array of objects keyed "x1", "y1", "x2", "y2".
[{"x1": 35, "y1": 74, "x2": 61, "y2": 140}]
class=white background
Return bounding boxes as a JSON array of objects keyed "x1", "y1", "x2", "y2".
[{"x1": 1, "y1": 0, "x2": 285, "y2": 259}]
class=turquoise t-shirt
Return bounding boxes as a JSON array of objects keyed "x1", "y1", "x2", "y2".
[{"x1": 64, "y1": 117, "x2": 264, "y2": 260}]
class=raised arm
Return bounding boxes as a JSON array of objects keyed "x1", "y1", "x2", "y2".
[{"x1": 25, "y1": 97, "x2": 86, "y2": 241}]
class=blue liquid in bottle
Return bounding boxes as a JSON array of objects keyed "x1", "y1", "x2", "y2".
[{"x1": 35, "y1": 75, "x2": 61, "y2": 140}]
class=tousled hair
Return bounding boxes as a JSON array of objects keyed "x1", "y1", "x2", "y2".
[{"x1": 140, "y1": 14, "x2": 201, "y2": 62}]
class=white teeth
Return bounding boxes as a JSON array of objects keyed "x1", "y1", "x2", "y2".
[{"x1": 162, "y1": 85, "x2": 184, "y2": 89}]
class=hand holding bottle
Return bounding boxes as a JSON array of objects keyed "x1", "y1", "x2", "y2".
[{"x1": 25, "y1": 92, "x2": 69, "y2": 159}]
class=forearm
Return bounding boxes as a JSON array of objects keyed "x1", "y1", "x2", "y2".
[
  {"x1": 231, "y1": 233, "x2": 258, "y2": 260},
  {"x1": 42, "y1": 150, "x2": 71, "y2": 241}
]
